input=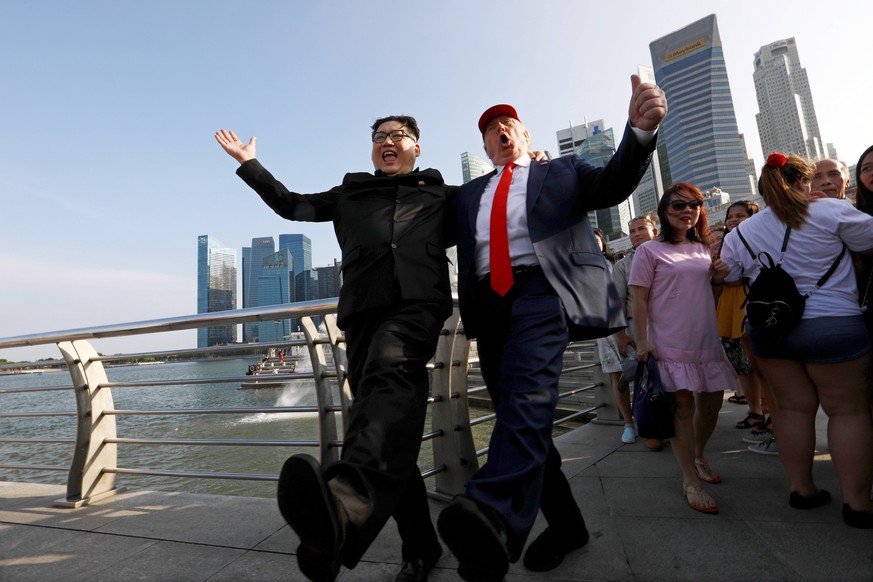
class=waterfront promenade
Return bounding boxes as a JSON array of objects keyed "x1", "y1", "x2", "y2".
[{"x1": 2, "y1": 400, "x2": 871, "y2": 581}]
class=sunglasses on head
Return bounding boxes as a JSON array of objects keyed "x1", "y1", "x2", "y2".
[{"x1": 669, "y1": 200, "x2": 703, "y2": 210}]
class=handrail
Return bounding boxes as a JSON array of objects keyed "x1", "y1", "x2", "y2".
[
  {"x1": 0, "y1": 300, "x2": 612, "y2": 508},
  {"x1": 0, "y1": 300, "x2": 338, "y2": 349}
]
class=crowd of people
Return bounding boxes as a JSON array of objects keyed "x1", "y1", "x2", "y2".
[
  {"x1": 596, "y1": 149, "x2": 873, "y2": 527},
  {"x1": 217, "y1": 76, "x2": 872, "y2": 579}
]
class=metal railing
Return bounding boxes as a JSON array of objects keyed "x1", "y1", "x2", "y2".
[{"x1": 0, "y1": 300, "x2": 616, "y2": 507}]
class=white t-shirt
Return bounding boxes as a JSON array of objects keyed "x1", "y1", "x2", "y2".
[{"x1": 720, "y1": 198, "x2": 873, "y2": 319}]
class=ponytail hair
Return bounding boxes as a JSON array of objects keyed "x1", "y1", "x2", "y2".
[{"x1": 758, "y1": 153, "x2": 813, "y2": 229}]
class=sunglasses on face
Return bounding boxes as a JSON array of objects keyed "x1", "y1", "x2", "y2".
[{"x1": 669, "y1": 200, "x2": 703, "y2": 211}]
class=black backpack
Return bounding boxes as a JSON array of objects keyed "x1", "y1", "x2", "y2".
[{"x1": 735, "y1": 224, "x2": 845, "y2": 334}]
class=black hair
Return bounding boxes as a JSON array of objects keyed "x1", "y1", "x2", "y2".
[
  {"x1": 722, "y1": 200, "x2": 761, "y2": 233},
  {"x1": 856, "y1": 145, "x2": 873, "y2": 216},
  {"x1": 371, "y1": 115, "x2": 420, "y2": 141}
]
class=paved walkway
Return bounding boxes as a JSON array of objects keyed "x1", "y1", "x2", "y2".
[{"x1": 1, "y1": 399, "x2": 871, "y2": 581}]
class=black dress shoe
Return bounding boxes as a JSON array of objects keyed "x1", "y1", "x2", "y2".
[
  {"x1": 437, "y1": 495, "x2": 517, "y2": 582},
  {"x1": 842, "y1": 504, "x2": 873, "y2": 529},
  {"x1": 394, "y1": 544, "x2": 442, "y2": 582},
  {"x1": 277, "y1": 454, "x2": 344, "y2": 582},
  {"x1": 522, "y1": 525, "x2": 590, "y2": 572}
]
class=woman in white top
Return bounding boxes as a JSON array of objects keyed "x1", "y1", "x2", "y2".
[{"x1": 719, "y1": 153, "x2": 873, "y2": 529}]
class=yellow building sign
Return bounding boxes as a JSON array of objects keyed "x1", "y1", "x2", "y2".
[{"x1": 664, "y1": 39, "x2": 706, "y2": 62}]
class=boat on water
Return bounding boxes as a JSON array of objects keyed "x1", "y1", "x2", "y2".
[{"x1": 239, "y1": 349, "x2": 298, "y2": 389}]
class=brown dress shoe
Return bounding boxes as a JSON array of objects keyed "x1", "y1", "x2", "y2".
[{"x1": 644, "y1": 438, "x2": 663, "y2": 451}]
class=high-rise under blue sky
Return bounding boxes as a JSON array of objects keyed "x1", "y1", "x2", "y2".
[
  {"x1": 650, "y1": 14, "x2": 755, "y2": 200},
  {"x1": 1, "y1": 0, "x2": 868, "y2": 361}
]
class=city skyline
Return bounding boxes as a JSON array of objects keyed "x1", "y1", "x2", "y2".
[{"x1": 2, "y1": 1, "x2": 869, "y2": 361}]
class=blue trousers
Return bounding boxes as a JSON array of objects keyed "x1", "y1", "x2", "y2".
[{"x1": 466, "y1": 269, "x2": 584, "y2": 545}]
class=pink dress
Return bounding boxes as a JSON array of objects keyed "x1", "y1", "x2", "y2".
[{"x1": 628, "y1": 240, "x2": 736, "y2": 393}]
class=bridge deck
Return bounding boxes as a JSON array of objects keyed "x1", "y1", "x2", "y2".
[{"x1": 1, "y1": 398, "x2": 870, "y2": 581}]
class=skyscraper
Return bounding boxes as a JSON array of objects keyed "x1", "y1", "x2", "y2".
[
  {"x1": 279, "y1": 234, "x2": 313, "y2": 303},
  {"x1": 196, "y1": 235, "x2": 237, "y2": 347},
  {"x1": 461, "y1": 151, "x2": 493, "y2": 184},
  {"x1": 243, "y1": 237, "x2": 275, "y2": 343},
  {"x1": 753, "y1": 37, "x2": 824, "y2": 159},
  {"x1": 257, "y1": 249, "x2": 294, "y2": 343},
  {"x1": 572, "y1": 126, "x2": 632, "y2": 239},
  {"x1": 650, "y1": 14, "x2": 754, "y2": 200},
  {"x1": 314, "y1": 259, "x2": 342, "y2": 299},
  {"x1": 555, "y1": 119, "x2": 606, "y2": 158}
]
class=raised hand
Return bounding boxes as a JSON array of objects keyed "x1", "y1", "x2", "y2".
[
  {"x1": 628, "y1": 75, "x2": 667, "y2": 132},
  {"x1": 214, "y1": 129, "x2": 256, "y2": 164}
]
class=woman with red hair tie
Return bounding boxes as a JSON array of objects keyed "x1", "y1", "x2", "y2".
[{"x1": 719, "y1": 153, "x2": 873, "y2": 528}]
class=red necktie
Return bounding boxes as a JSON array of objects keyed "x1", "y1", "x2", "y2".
[{"x1": 489, "y1": 163, "x2": 515, "y2": 295}]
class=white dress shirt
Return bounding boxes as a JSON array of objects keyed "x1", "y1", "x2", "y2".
[{"x1": 474, "y1": 155, "x2": 537, "y2": 278}]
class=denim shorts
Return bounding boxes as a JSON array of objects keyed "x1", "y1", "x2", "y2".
[{"x1": 748, "y1": 315, "x2": 870, "y2": 363}]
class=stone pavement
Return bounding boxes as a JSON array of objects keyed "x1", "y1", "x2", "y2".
[{"x1": 1, "y1": 398, "x2": 871, "y2": 581}]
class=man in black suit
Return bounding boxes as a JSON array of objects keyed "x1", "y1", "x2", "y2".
[
  {"x1": 216, "y1": 116, "x2": 453, "y2": 582},
  {"x1": 437, "y1": 76, "x2": 667, "y2": 581}
]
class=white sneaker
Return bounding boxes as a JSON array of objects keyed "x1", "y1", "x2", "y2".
[
  {"x1": 742, "y1": 430, "x2": 773, "y2": 444},
  {"x1": 748, "y1": 438, "x2": 779, "y2": 455},
  {"x1": 621, "y1": 425, "x2": 637, "y2": 444}
]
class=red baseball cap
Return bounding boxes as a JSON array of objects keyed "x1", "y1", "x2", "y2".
[{"x1": 478, "y1": 104, "x2": 520, "y2": 134}]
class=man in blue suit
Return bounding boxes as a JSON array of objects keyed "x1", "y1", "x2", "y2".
[{"x1": 437, "y1": 76, "x2": 667, "y2": 581}]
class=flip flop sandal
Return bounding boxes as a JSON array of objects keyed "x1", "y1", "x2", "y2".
[
  {"x1": 735, "y1": 412, "x2": 765, "y2": 429},
  {"x1": 694, "y1": 458, "x2": 722, "y2": 484},
  {"x1": 727, "y1": 392, "x2": 747, "y2": 405},
  {"x1": 751, "y1": 416, "x2": 773, "y2": 434},
  {"x1": 683, "y1": 483, "x2": 719, "y2": 514}
]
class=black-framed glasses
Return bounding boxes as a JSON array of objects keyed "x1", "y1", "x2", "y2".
[
  {"x1": 669, "y1": 200, "x2": 703, "y2": 211},
  {"x1": 372, "y1": 130, "x2": 415, "y2": 144}
]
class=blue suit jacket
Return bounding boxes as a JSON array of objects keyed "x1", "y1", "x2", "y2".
[{"x1": 455, "y1": 123, "x2": 656, "y2": 341}]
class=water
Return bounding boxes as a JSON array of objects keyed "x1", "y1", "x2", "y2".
[
  {"x1": 0, "y1": 358, "x2": 484, "y2": 499},
  {"x1": 0, "y1": 358, "x2": 342, "y2": 498}
]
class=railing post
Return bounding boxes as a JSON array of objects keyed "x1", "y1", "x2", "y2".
[
  {"x1": 299, "y1": 316, "x2": 342, "y2": 465},
  {"x1": 55, "y1": 340, "x2": 126, "y2": 507},
  {"x1": 430, "y1": 308, "x2": 478, "y2": 497},
  {"x1": 589, "y1": 362, "x2": 624, "y2": 425},
  {"x1": 322, "y1": 314, "x2": 352, "y2": 436}
]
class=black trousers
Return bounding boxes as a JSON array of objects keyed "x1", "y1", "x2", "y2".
[{"x1": 327, "y1": 301, "x2": 445, "y2": 567}]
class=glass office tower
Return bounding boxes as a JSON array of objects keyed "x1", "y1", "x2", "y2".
[
  {"x1": 196, "y1": 235, "x2": 237, "y2": 347},
  {"x1": 461, "y1": 151, "x2": 494, "y2": 184},
  {"x1": 650, "y1": 14, "x2": 754, "y2": 200},
  {"x1": 279, "y1": 234, "x2": 313, "y2": 302},
  {"x1": 257, "y1": 249, "x2": 294, "y2": 343},
  {"x1": 242, "y1": 237, "x2": 275, "y2": 343}
]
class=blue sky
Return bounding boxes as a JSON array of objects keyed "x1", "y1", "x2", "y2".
[{"x1": 1, "y1": 0, "x2": 870, "y2": 361}]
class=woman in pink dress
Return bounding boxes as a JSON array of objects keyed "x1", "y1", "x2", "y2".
[{"x1": 629, "y1": 182, "x2": 737, "y2": 514}]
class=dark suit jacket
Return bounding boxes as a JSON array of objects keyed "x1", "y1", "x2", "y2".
[
  {"x1": 455, "y1": 123, "x2": 655, "y2": 341},
  {"x1": 237, "y1": 160, "x2": 457, "y2": 328}
]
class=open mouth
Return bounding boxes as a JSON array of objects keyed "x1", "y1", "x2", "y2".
[
  {"x1": 382, "y1": 151, "x2": 398, "y2": 162},
  {"x1": 500, "y1": 134, "x2": 509, "y2": 145}
]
